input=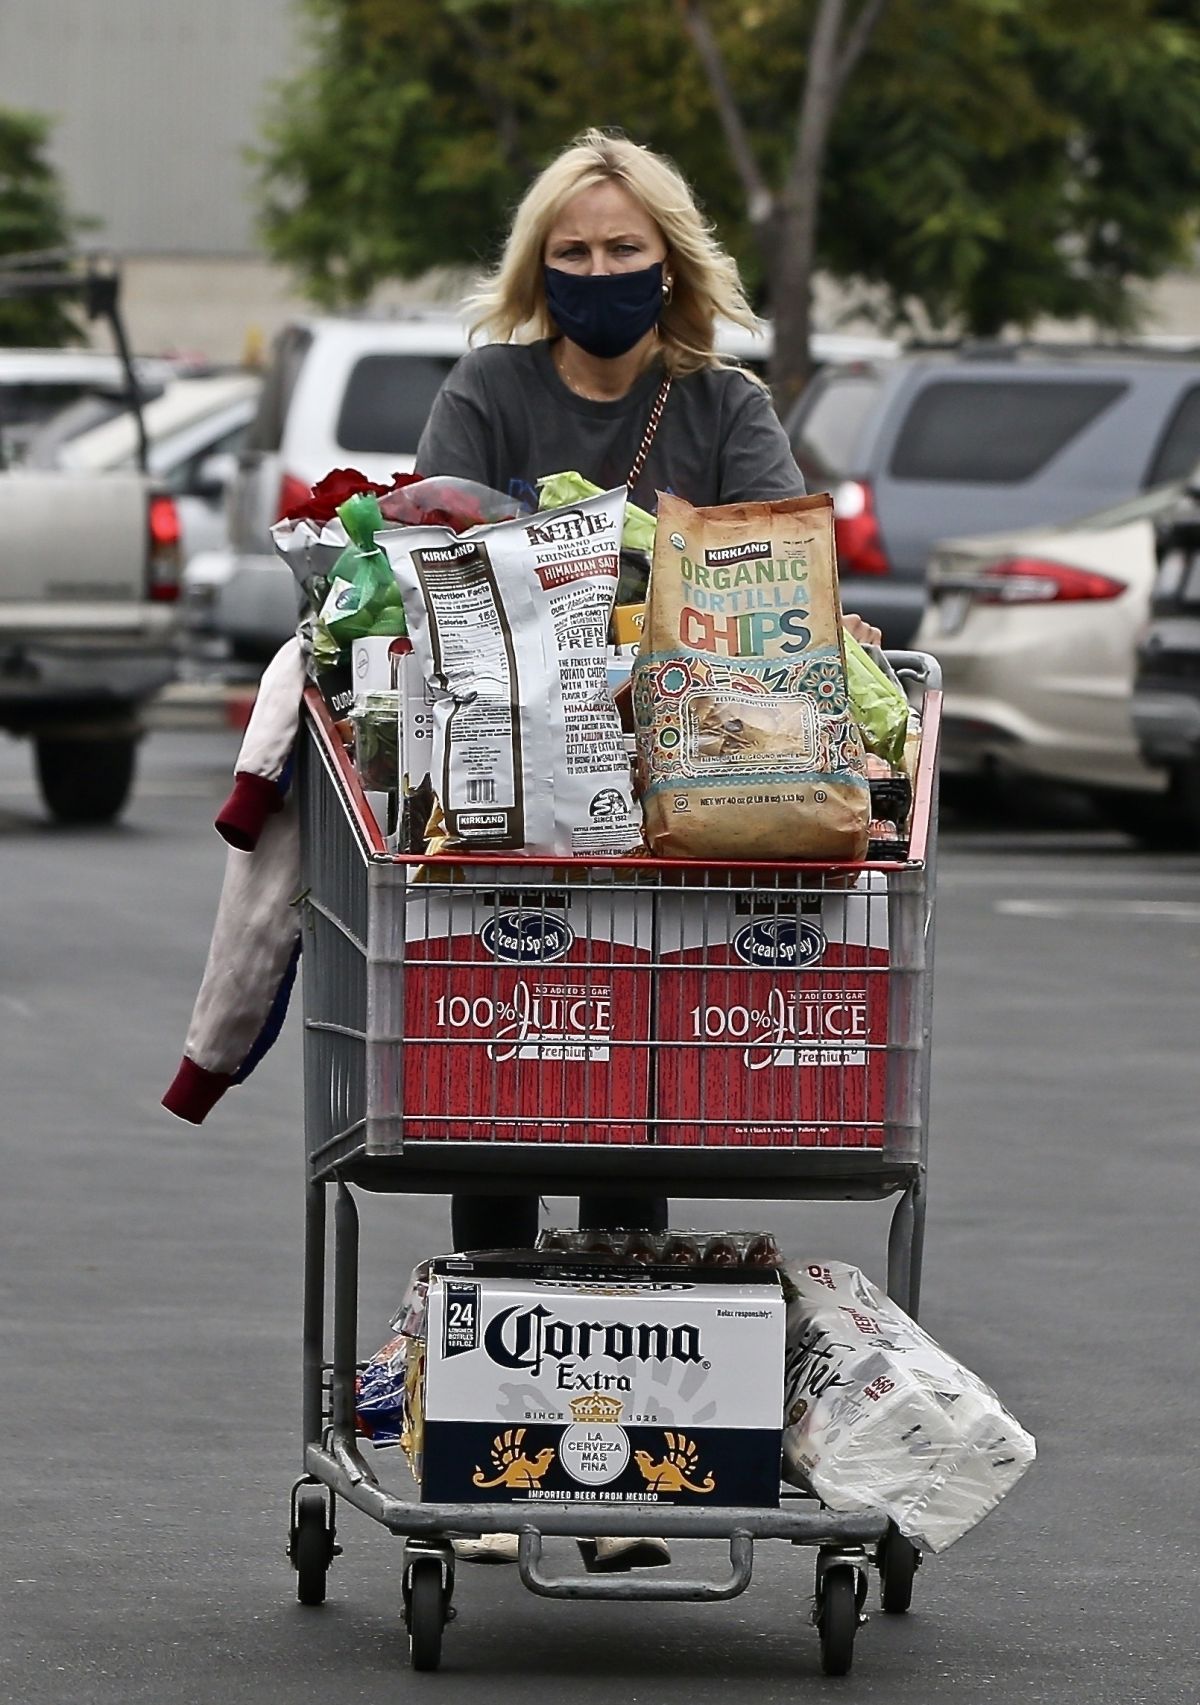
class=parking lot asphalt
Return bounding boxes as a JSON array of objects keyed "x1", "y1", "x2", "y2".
[{"x1": 1, "y1": 727, "x2": 1197, "y2": 1704}]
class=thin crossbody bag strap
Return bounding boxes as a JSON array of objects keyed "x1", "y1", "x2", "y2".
[{"x1": 626, "y1": 375, "x2": 672, "y2": 490}]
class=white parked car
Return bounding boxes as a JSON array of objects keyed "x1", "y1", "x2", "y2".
[
  {"x1": 914, "y1": 482, "x2": 1190, "y2": 835},
  {"x1": 220, "y1": 313, "x2": 470, "y2": 658},
  {"x1": 219, "y1": 310, "x2": 900, "y2": 659}
]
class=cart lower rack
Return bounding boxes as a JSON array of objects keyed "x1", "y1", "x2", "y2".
[{"x1": 289, "y1": 653, "x2": 941, "y2": 1674}]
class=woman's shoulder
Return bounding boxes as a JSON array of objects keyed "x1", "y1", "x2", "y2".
[
  {"x1": 676, "y1": 361, "x2": 770, "y2": 405},
  {"x1": 449, "y1": 340, "x2": 542, "y2": 383},
  {"x1": 438, "y1": 342, "x2": 543, "y2": 414}
]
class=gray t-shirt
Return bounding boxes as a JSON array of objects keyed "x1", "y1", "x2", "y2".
[{"x1": 415, "y1": 340, "x2": 805, "y2": 514}]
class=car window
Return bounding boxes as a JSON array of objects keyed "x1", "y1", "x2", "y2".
[
  {"x1": 889, "y1": 379, "x2": 1127, "y2": 483},
  {"x1": 247, "y1": 326, "x2": 313, "y2": 453},
  {"x1": 0, "y1": 380, "x2": 95, "y2": 429},
  {"x1": 335, "y1": 354, "x2": 457, "y2": 454},
  {"x1": 0, "y1": 381, "x2": 103, "y2": 465},
  {"x1": 786, "y1": 370, "x2": 883, "y2": 483},
  {"x1": 23, "y1": 395, "x2": 128, "y2": 466},
  {"x1": 1145, "y1": 385, "x2": 1200, "y2": 487}
]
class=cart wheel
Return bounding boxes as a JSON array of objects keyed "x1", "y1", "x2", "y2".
[
  {"x1": 291, "y1": 1485, "x2": 334, "y2": 1607},
  {"x1": 877, "y1": 1526, "x2": 920, "y2": 1614},
  {"x1": 406, "y1": 1559, "x2": 447, "y2": 1672},
  {"x1": 817, "y1": 1566, "x2": 859, "y2": 1677}
]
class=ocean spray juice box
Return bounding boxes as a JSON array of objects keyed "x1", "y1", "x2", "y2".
[
  {"x1": 653, "y1": 875, "x2": 890, "y2": 1147},
  {"x1": 400, "y1": 879, "x2": 653, "y2": 1143}
]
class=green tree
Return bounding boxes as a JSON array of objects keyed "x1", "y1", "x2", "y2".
[
  {"x1": 0, "y1": 110, "x2": 83, "y2": 346},
  {"x1": 255, "y1": 1, "x2": 1200, "y2": 402},
  {"x1": 820, "y1": 3, "x2": 1200, "y2": 340}
]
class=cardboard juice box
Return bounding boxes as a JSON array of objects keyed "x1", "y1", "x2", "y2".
[
  {"x1": 653, "y1": 875, "x2": 890, "y2": 1147},
  {"x1": 611, "y1": 603, "x2": 645, "y2": 646},
  {"x1": 420, "y1": 1256, "x2": 785, "y2": 1506},
  {"x1": 400, "y1": 881, "x2": 654, "y2": 1142}
]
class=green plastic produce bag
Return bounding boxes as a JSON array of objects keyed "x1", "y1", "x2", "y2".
[
  {"x1": 845, "y1": 632, "x2": 908, "y2": 767},
  {"x1": 537, "y1": 470, "x2": 656, "y2": 554},
  {"x1": 318, "y1": 492, "x2": 408, "y2": 645}
]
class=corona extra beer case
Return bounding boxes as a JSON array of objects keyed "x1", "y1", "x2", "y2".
[
  {"x1": 420, "y1": 1258, "x2": 786, "y2": 1505},
  {"x1": 632, "y1": 492, "x2": 870, "y2": 860},
  {"x1": 653, "y1": 874, "x2": 890, "y2": 1146},
  {"x1": 400, "y1": 882, "x2": 654, "y2": 1141}
]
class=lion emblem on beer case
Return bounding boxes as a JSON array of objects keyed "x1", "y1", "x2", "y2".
[
  {"x1": 472, "y1": 1427, "x2": 555, "y2": 1490},
  {"x1": 634, "y1": 1431, "x2": 715, "y2": 1494}
]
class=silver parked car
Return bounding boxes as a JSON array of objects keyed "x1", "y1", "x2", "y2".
[{"x1": 785, "y1": 346, "x2": 1200, "y2": 648}]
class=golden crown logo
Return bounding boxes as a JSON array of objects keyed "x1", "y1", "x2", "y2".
[{"x1": 568, "y1": 1393, "x2": 625, "y2": 1425}]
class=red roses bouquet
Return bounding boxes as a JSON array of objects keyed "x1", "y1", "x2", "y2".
[{"x1": 270, "y1": 467, "x2": 530, "y2": 641}]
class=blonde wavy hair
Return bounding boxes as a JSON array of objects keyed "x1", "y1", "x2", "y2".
[{"x1": 468, "y1": 129, "x2": 761, "y2": 378}]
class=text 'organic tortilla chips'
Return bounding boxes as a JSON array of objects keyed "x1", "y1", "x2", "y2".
[{"x1": 632, "y1": 492, "x2": 870, "y2": 860}]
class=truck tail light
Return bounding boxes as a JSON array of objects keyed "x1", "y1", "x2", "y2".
[
  {"x1": 832, "y1": 480, "x2": 890, "y2": 575},
  {"x1": 147, "y1": 494, "x2": 182, "y2": 602},
  {"x1": 276, "y1": 471, "x2": 311, "y2": 523},
  {"x1": 974, "y1": 557, "x2": 1126, "y2": 604}
]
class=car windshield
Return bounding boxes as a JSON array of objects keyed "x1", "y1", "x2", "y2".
[
  {"x1": 248, "y1": 325, "x2": 313, "y2": 453},
  {"x1": 785, "y1": 368, "x2": 883, "y2": 483},
  {"x1": 1146, "y1": 384, "x2": 1200, "y2": 486},
  {"x1": 23, "y1": 394, "x2": 131, "y2": 466},
  {"x1": 1, "y1": 383, "x2": 114, "y2": 466}
]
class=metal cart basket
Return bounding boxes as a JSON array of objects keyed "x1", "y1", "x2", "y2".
[{"x1": 290, "y1": 653, "x2": 942, "y2": 1675}]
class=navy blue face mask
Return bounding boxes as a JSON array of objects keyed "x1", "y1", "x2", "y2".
[{"x1": 543, "y1": 262, "x2": 665, "y2": 360}]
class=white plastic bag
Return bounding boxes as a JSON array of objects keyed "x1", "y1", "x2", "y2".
[{"x1": 782, "y1": 1261, "x2": 1035, "y2": 1552}]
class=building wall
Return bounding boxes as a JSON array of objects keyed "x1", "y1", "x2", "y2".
[{"x1": 0, "y1": 0, "x2": 298, "y2": 255}]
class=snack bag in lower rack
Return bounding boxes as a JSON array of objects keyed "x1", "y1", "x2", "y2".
[
  {"x1": 356, "y1": 1262, "x2": 429, "y2": 1478},
  {"x1": 781, "y1": 1260, "x2": 1036, "y2": 1552},
  {"x1": 382, "y1": 488, "x2": 641, "y2": 858}
]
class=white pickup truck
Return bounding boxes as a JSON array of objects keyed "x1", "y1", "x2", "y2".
[{"x1": 0, "y1": 470, "x2": 180, "y2": 822}]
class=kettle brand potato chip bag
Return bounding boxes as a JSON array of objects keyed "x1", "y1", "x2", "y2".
[
  {"x1": 632, "y1": 492, "x2": 870, "y2": 860},
  {"x1": 384, "y1": 488, "x2": 641, "y2": 858}
]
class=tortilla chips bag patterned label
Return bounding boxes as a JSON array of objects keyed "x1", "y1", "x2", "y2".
[{"x1": 632, "y1": 492, "x2": 870, "y2": 860}]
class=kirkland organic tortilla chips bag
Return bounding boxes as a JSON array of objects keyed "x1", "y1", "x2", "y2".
[{"x1": 632, "y1": 492, "x2": 869, "y2": 860}]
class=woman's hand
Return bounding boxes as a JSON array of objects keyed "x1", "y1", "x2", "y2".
[{"x1": 843, "y1": 613, "x2": 882, "y2": 647}]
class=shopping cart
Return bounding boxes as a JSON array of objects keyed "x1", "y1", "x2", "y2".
[{"x1": 289, "y1": 653, "x2": 942, "y2": 1675}]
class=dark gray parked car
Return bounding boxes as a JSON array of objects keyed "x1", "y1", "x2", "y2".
[
  {"x1": 1132, "y1": 470, "x2": 1200, "y2": 839},
  {"x1": 784, "y1": 348, "x2": 1200, "y2": 647}
]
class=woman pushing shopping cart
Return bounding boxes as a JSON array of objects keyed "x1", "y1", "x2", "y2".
[{"x1": 167, "y1": 127, "x2": 1035, "y2": 1679}]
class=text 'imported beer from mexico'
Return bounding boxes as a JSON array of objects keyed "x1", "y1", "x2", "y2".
[{"x1": 420, "y1": 1256, "x2": 786, "y2": 1506}]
